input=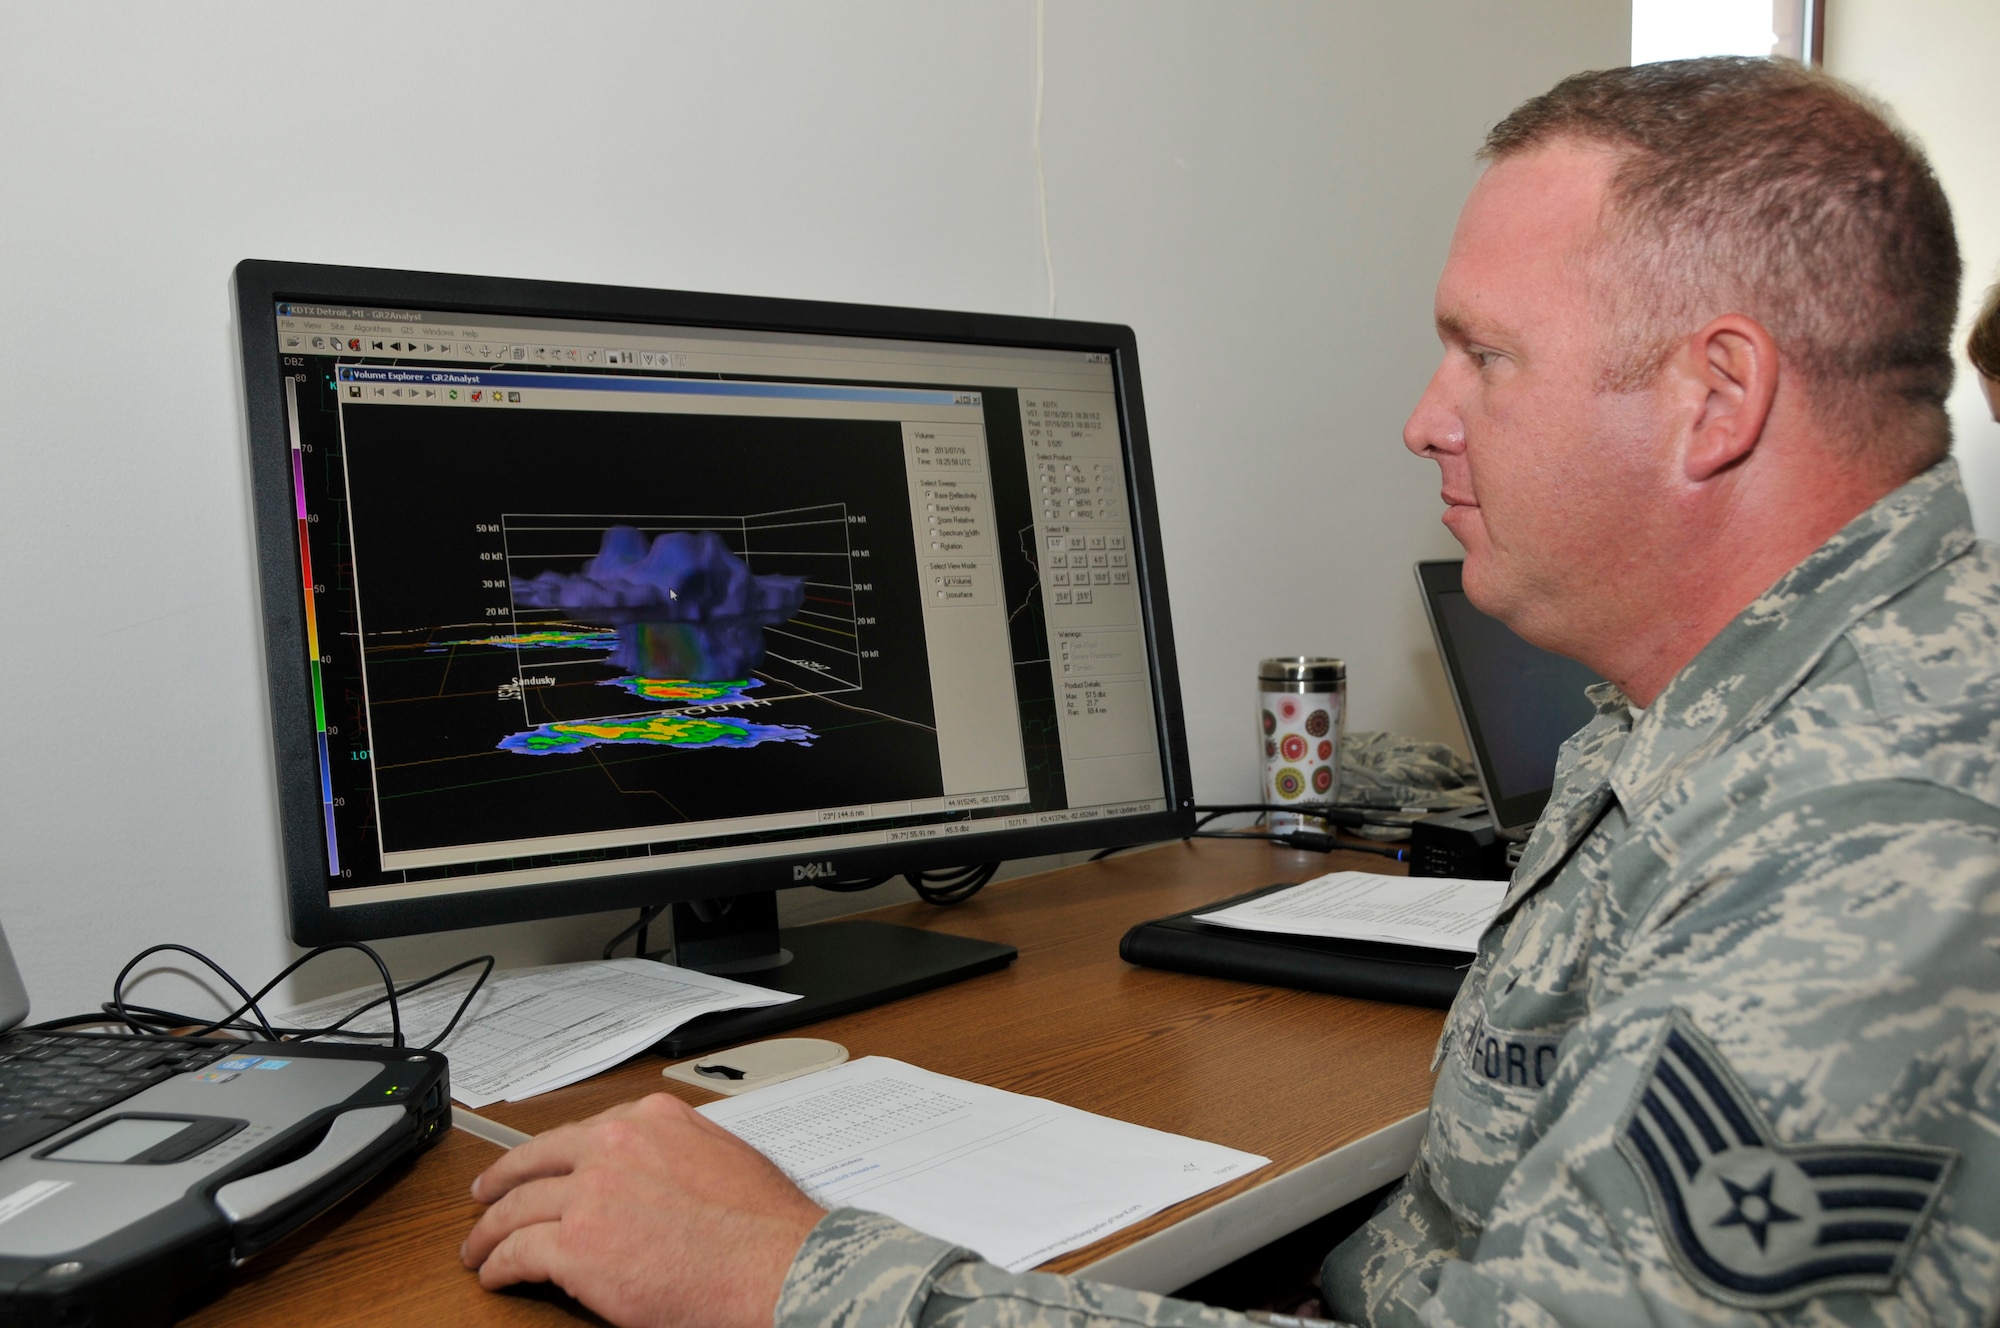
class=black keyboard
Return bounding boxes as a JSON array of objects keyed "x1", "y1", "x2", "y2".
[{"x1": 0, "y1": 1030, "x2": 234, "y2": 1158}]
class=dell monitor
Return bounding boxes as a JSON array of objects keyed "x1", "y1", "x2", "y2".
[{"x1": 234, "y1": 261, "x2": 1193, "y2": 1052}]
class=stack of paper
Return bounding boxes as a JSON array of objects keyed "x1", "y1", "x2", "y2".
[
  {"x1": 701, "y1": 1057, "x2": 1268, "y2": 1271},
  {"x1": 277, "y1": 958, "x2": 798, "y2": 1106},
  {"x1": 1193, "y1": 870, "x2": 1505, "y2": 952}
]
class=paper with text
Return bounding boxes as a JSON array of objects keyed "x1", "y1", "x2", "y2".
[
  {"x1": 277, "y1": 958, "x2": 797, "y2": 1107},
  {"x1": 700, "y1": 1057, "x2": 1268, "y2": 1272},
  {"x1": 1193, "y1": 870, "x2": 1505, "y2": 952}
]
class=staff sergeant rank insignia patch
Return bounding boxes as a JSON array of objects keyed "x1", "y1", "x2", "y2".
[{"x1": 1617, "y1": 1013, "x2": 1956, "y2": 1308}]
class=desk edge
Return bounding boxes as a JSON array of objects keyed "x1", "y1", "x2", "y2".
[{"x1": 1075, "y1": 1109, "x2": 1426, "y2": 1294}]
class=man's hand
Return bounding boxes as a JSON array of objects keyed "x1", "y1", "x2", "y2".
[{"x1": 461, "y1": 1091, "x2": 828, "y2": 1328}]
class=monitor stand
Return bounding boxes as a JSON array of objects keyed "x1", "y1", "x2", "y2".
[{"x1": 646, "y1": 892, "x2": 1017, "y2": 1059}]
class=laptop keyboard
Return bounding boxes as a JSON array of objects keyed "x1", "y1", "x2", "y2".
[{"x1": 0, "y1": 1030, "x2": 234, "y2": 1159}]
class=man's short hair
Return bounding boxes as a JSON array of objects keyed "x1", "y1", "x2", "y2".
[
  {"x1": 1484, "y1": 58, "x2": 1960, "y2": 470},
  {"x1": 1969, "y1": 282, "x2": 2000, "y2": 383}
]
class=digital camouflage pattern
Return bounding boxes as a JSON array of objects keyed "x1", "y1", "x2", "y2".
[
  {"x1": 775, "y1": 1209, "x2": 1243, "y2": 1328},
  {"x1": 1321, "y1": 457, "x2": 2000, "y2": 1326},
  {"x1": 773, "y1": 460, "x2": 2000, "y2": 1328},
  {"x1": 1337, "y1": 731, "x2": 1483, "y2": 812}
]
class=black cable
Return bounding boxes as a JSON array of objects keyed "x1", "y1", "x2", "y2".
[
  {"x1": 254, "y1": 943, "x2": 405, "y2": 1048},
  {"x1": 412, "y1": 957, "x2": 495, "y2": 1049},
  {"x1": 1189, "y1": 829, "x2": 1409, "y2": 862},
  {"x1": 294, "y1": 955, "x2": 497, "y2": 1052},
  {"x1": 103, "y1": 942, "x2": 499, "y2": 1052},
  {"x1": 903, "y1": 864, "x2": 987, "y2": 884},
  {"x1": 1194, "y1": 807, "x2": 1257, "y2": 833},
  {"x1": 602, "y1": 905, "x2": 667, "y2": 960},
  {"x1": 1100, "y1": 802, "x2": 1409, "y2": 859},
  {"x1": 111, "y1": 942, "x2": 398, "y2": 1045},
  {"x1": 905, "y1": 862, "x2": 999, "y2": 905},
  {"x1": 815, "y1": 804, "x2": 1413, "y2": 897},
  {"x1": 813, "y1": 874, "x2": 895, "y2": 894},
  {"x1": 112, "y1": 943, "x2": 288, "y2": 1042},
  {"x1": 383, "y1": 956, "x2": 495, "y2": 1051},
  {"x1": 1191, "y1": 802, "x2": 1419, "y2": 830},
  {"x1": 806, "y1": 862, "x2": 994, "y2": 903},
  {"x1": 92, "y1": 1001, "x2": 236, "y2": 1036}
]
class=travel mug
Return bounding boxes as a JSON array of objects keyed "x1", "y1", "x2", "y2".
[{"x1": 1258, "y1": 657, "x2": 1345, "y2": 832}]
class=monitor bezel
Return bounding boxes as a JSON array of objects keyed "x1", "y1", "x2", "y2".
[{"x1": 234, "y1": 259, "x2": 1196, "y2": 945}]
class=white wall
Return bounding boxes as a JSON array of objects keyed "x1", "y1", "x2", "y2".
[
  {"x1": 0, "y1": 2, "x2": 1627, "y2": 1021},
  {"x1": 1824, "y1": 1, "x2": 2000, "y2": 540},
  {"x1": 1630, "y1": 0, "x2": 1783, "y2": 63}
]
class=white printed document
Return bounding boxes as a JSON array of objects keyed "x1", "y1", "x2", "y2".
[
  {"x1": 1194, "y1": 870, "x2": 1505, "y2": 953},
  {"x1": 277, "y1": 959, "x2": 798, "y2": 1107},
  {"x1": 701, "y1": 1057, "x2": 1268, "y2": 1272}
]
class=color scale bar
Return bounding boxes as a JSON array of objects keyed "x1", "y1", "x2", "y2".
[{"x1": 288, "y1": 390, "x2": 340, "y2": 877}]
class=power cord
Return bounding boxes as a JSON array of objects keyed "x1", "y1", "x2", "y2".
[
  {"x1": 1190, "y1": 802, "x2": 1419, "y2": 832},
  {"x1": 903, "y1": 863, "x2": 999, "y2": 905},
  {"x1": 811, "y1": 875, "x2": 895, "y2": 895},
  {"x1": 808, "y1": 865, "x2": 1000, "y2": 906},
  {"x1": 54, "y1": 941, "x2": 498, "y2": 1052},
  {"x1": 1090, "y1": 802, "x2": 1420, "y2": 863},
  {"x1": 601, "y1": 904, "x2": 667, "y2": 960},
  {"x1": 1189, "y1": 829, "x2": 1408, "y2": 862}
]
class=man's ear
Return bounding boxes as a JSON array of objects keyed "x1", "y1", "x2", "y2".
[{"x1": 1675, "y1": 314, "x2": 1779, "y2": 482}]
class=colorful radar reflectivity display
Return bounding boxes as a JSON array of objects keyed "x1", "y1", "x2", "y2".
[
  {"x1": 608, "y1": 677, "x2": 761, "y2": 705},
  {"x1": 473, "y1": 529, "x2": 823, "y2": 757},
  {"x1": 500, "y1": 712, "x2": 815, "y2": 756},
  {"x1": 479, "y1": 639, "x2": 812, "y2": 756},
  {"x1": 479, "y1": 629, "x2": 621, "y2": 650}
]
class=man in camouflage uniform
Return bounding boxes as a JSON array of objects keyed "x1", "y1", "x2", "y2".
[
  {"x1": 459, "y1": 59, "x2": 2000, "y2": 1327},
  {"x1": 1320, "y1": 458, "x2": 2000, "y2": 1323}
]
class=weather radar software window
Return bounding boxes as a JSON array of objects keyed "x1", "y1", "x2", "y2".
[{"x1": 273, "y1": 303, "x2": 1167, "y2": 906}]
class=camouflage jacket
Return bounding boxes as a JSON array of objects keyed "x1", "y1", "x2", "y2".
[{"x1": 773, "y1": 460, "x2": 2000, "y2": 1328}]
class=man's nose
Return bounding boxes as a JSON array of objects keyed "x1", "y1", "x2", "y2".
[{"x1": 1403, "y1": 360, "x2": 1461, "y2": 460}]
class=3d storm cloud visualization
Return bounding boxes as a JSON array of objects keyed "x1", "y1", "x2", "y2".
[
  {"x1": 492, "y1": 527, "x2": 817, "y2": 756},
  {"x1": 511, "y1": 526, "x2": 806, "y2": 679}
]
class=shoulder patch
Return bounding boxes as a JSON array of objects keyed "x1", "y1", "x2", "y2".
[{"x1": 1616, "y1": 1012, "x2": 1956, "y2": 1309}]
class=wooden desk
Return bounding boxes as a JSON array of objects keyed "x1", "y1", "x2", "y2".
[{"x1": 187, "y1": 838, "x2": 1445, "y2": 1326}]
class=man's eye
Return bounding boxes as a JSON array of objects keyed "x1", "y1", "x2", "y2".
[{"x1": 1467, "y1": 347, "x2": 1501, "y2": 369}]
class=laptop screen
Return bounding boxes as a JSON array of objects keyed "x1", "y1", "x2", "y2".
[
  {"x1": 0, "y1": 923, "x2": 28, "y2": 1032},
  {"x1": 1416, "y1": 560, "x2": 1605, "y2": 835}
]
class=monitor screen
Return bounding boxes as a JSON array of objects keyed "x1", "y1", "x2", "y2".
[
  {"x1": 236, "y1": 263, "x2": 1192, "y2": 947},
  {"x1": 1416, "y1": 560, "x2": 1603, "y2": 834}
]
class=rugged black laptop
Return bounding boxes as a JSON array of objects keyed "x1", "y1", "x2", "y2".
[{"x1": 0, "y1": 923, "x2": 450, "y2": 1327}]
